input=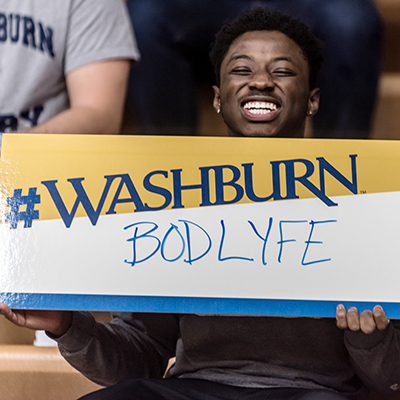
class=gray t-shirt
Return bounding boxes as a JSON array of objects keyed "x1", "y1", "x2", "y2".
[{"x1": 0, "y1": 0, "x2": 139, "y2": 131}]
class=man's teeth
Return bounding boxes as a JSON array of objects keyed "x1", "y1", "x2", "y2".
[{"x1": 243, "y1": 101, "x2": 277, "y2": 114}]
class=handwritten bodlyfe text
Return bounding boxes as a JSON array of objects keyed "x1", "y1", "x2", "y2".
[{"x1": 124, "y1": 218, "x2": 338, "y2": 267}]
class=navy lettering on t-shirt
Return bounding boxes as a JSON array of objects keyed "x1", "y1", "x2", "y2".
[
  {"x1": 20, "y1": 105, "x2": 44, "y2": 127},
  {"x1": 0, "y1": 13, "x2": 55, "y2": 58},
  {"x1": 0, "y1": 115, "x2": 18, "y2": 132},
  {"x1": 0, "y1": 105, "x2": 44, "y2": 132}
]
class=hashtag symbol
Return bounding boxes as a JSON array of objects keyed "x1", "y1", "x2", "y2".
[{"x1": 6, "y1": 188, "x2": 41, "y2": 229}]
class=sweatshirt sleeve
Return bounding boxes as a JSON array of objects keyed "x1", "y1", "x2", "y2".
[
  {"x1": 344, "y1": 320, "x2": 400, "y2": 396},
  {"x1": 50, "y1": 311, "x2": 179, "y2": 386}
]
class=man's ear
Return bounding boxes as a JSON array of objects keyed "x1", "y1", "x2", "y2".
[
  {"x1": 213, "y1": 85, "x2": 221, "y2": 112},
  {"x1": 307, "y1": 88, "x2": 320, "y2": 116}
]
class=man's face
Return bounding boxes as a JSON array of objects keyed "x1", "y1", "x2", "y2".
[{"x1": 213, "y1": 30, "x2": 320, "y2": 138}]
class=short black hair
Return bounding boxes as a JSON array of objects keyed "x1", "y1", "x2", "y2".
[{"x1": 209, "y1": 8, "x2": 323, "y2": 89}]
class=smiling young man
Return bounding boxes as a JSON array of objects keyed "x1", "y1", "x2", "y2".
[
  {"x1": 1, "y1": 8, "x2": 399, "y2": 400},
  {"x1": 210, "y1": 9, "x2": 322, "y2": 139},
  {"x1": 212, "y1": 30, "x2": 319, "y2": 138}
]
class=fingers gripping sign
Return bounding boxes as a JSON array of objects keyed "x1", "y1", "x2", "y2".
[{"x1": 336, "y1": 304, "x2": 390, "y2": 334}]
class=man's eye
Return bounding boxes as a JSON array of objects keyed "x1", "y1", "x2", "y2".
[
  {"x1": 273, "y1": 69, "x2": 295, "y2": 76},
  {"x1": 231, "y1": 68, "x2": 251, "y2": 75}
]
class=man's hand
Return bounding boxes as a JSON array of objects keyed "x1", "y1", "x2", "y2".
[
  {"x1": 336, "y1": 304, "x2": 390, "y2": 334},
  {"x1": 0, "y1": 303, "x2": 72, "y2": 337}
]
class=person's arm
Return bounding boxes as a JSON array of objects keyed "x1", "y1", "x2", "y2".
[
  {"x1": 23, "y1": 59, "x2": 131, "y2": 134},
  {"x1": 336, "y1": 304, "x2": 400, "y2": 396},
  {"x1": 0, "y1": 302, "x2": 179, "y2": 386},
  {"x1": 55, "y1": 311, "x2": 179, "y2": 386}
]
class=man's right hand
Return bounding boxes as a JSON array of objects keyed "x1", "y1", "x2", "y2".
[{"x1": 0, "y1": 303, "x2": 72, "y2": 337}]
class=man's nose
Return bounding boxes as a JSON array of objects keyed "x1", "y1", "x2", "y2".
[{"x1": 248, "y1": 71, "x2": 274, "y2": 90}]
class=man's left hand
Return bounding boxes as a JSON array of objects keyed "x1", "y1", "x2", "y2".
[{"x1": 336, "y1": 304, "x2": 390, "y2": 334}]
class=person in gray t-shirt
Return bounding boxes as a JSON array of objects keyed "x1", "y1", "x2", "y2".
[{"x1": 0, "y1": 0, "x2": 139, "y2": 134}]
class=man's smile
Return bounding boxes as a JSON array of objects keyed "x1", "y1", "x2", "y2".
[{"x1": 241, "y1": 99, "x2": 281, "y2": 121}]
